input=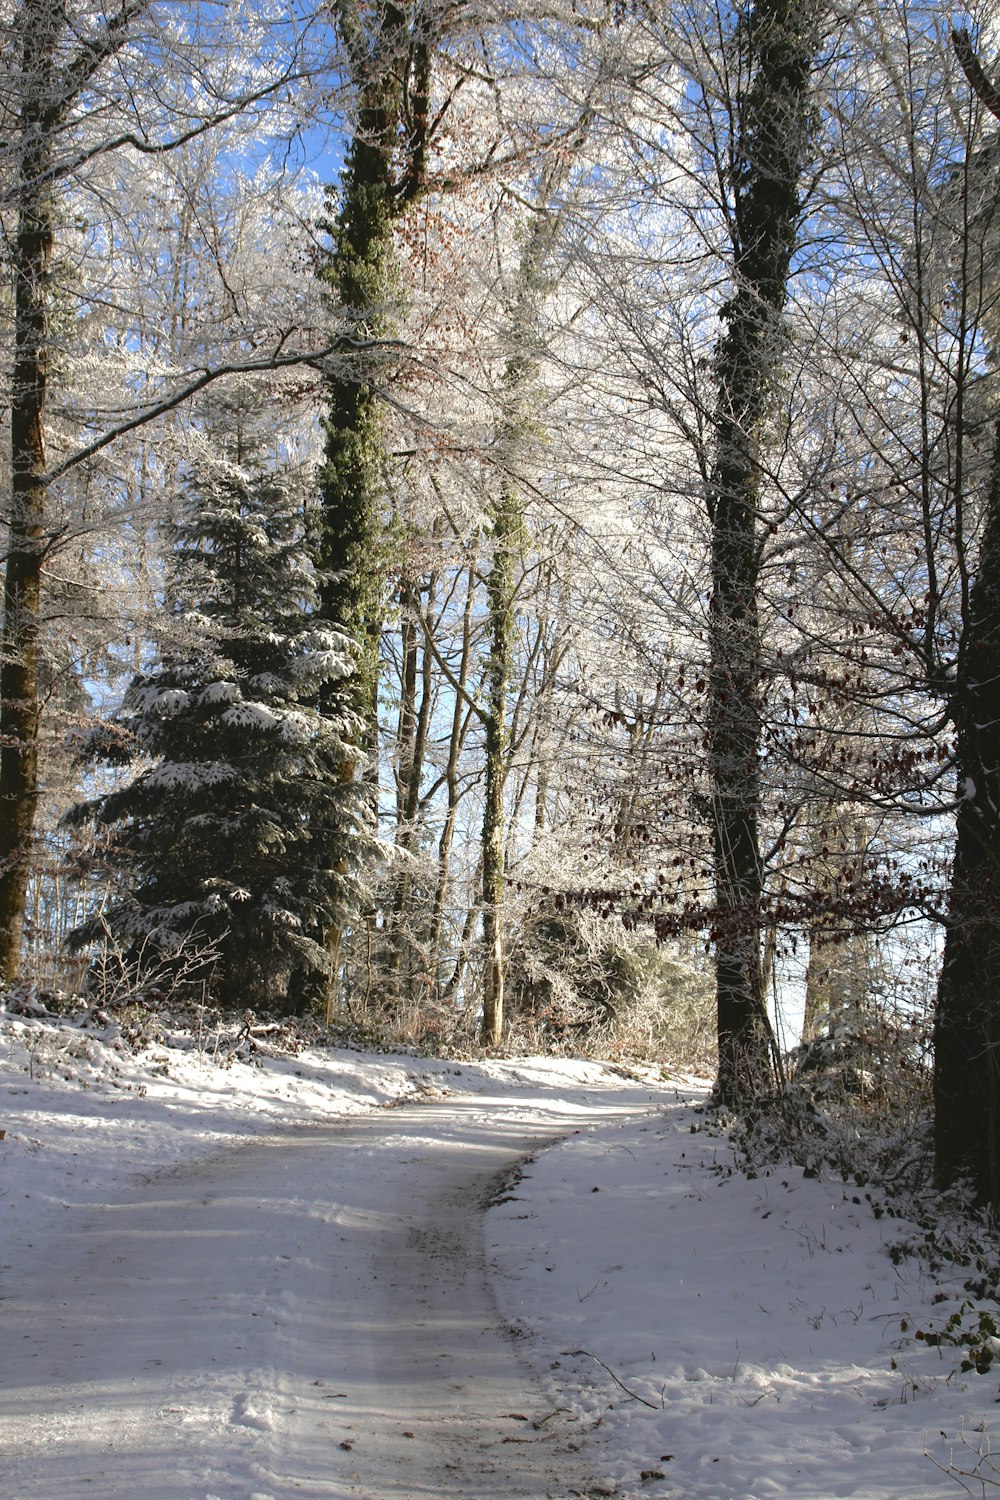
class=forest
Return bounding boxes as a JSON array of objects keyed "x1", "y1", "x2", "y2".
[{"x1": 1, "y1": 0, "x2": 999, "y2": 1207}]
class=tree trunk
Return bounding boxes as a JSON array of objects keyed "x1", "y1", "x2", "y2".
[
  {"x1": 927, "y1": 26, "x2": 1000, "y2": 1208},
  {"x1": 707, "y1": 0, "x2": 819, "y2": 1103},
  {"x1": 318, "y1": 1, "x2": 432, "y2": 725},
  {"x1": 318, "y1": 126, "x2": 398, "y2": 725},
  {"x1": 479, "y1": 162, "x2": 570, "y2": 1047},
  {"x1": 430, "y1": 552, "x2": 477, "y2": 993},
  {"x1": 390, "y1": 572, "x2": 435, "y2": 1006},
  {"x1": 481, "y1": 500, "x2": 516, "y2": 1046},
  {"x1": 315, "y1": 3, "x2": 419, "y2": 1013},
  {"x1": 801, "y1": 810, "x2": 868, "y2": 1042},
  {"x1": 0, "y1": 1, "x2": 57, "y2": 982},
  {"x1": 934, "y1": 415, "x2": 1000, "y2": 1205}
]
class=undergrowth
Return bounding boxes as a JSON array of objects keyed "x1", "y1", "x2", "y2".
[{"x1": 1, "y1": 968, "x2": 701, "y2": 1078}]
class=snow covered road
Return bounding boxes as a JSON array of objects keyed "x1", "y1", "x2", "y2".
[
  {"x1": 7, "y1": 1022, "x2": 999, "y2": 1500},
  {"x1": 1, "y1": 1099, "x2": 635, "y2": 1500}
]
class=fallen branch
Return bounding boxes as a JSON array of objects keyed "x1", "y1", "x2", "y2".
[{"x1": 563, "y1": 1349, "x2": 662, "y2": 1410}]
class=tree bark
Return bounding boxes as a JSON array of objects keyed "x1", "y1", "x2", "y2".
[
  {"x1": 926, "y1": 26, "x2": 1000, "y2": 1207},
  {"x1": 801, "y1": 810, "x2": 868, "y2": 1042},
  {"x1": 479, "y1": 153, "x2": 573, "y2": 1047},
  {"x1": 430, "y1": 552, "x2": 477, "y2": 993},
  {"x1": 315, "y1": 2, "x2": 420, "y2": 1013},
  {"x1": 934, "y1": 415, "x2": 1000, "y2": 1204},
  {"x1": 318, "y1": 78, "x2": 400, "y2": 724},
  {"x1": 481, "y1": 490, "x2": 517, "y2": 1046},
  {"x1": 0, "y1": 0, "x2": 58, "y2": 982},
  {"x1": 707, "y1": 0, "x2": 819, "y2": 1102},
  {"x1": 318, "y1": 2, "x2": 434, "y2": 724}
]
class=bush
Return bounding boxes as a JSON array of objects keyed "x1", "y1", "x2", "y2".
[{"x1": 505, "y1": 902, "x2": 714, "y2": 1066}]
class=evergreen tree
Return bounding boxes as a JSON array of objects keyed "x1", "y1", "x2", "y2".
[{"x1": 67, "y1": 415, "x2": 368, "y2": 1014}]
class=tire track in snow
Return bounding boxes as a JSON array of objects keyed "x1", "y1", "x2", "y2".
[{"x1": 0, "y1": 1101, "x2": 628, "y2": 1498}]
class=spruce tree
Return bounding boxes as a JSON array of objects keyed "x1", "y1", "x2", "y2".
[{"x1": 68, "y1": 414, "x2": 368, "y2": 1014}]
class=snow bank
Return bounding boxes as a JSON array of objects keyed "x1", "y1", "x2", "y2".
[{"x1": 490, "y1": 1094, "x2": 1000, "y2": 1499}]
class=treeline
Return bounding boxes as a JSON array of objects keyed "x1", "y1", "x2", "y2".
[{"x1": 2, "y1": 0, "x2": 1000, "y2": 1201}]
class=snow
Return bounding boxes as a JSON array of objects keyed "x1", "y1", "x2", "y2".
[
  {"x1": 200, "y1": 681, "x2": 240, "y2": 705},
  {"x1": 1, "y1": 1005, "x2": 997, "y2": 1499},
  {"x1": 490, "y1": 1102, "x2": 1000, "y2": 1497},
  {"x1": 143, "y1": 761, "x2": 240, "y2": 791},
  {"x1": 277, "y1": 710, "x2": 313, "y2": 743},
  {"x1": 222, "y1": 701, "x2": 283, "y2": 732},
  {"x1": 131, "y1": 686, "x2": 191, "y2": 714}
]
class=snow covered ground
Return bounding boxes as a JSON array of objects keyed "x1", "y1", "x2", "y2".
[{"x1": 1, "y1": 1002, "x2": 998, "y2": 1498}]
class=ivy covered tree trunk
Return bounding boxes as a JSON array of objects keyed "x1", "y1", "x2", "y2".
[
  {"x1": 318, "y1": 150, "x2": 395, "y2": 737},
  {"x1": 934, "y1": 415, "x2": 1000, "y2": 1204},
  {"x1": 0, "y1": 0, "x2": 58, "y2": 982},
  {"x1": 706, "y1": 0, "x2": 820, "y2": 1102},
  {"x1": 318, "y1": 1, "x2": 430, "y2": 720},
  {"x1": 315, "y1": 2, "x2": 431, "y2": 1013}
]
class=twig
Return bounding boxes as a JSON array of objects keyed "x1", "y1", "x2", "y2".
[
  {"x1": 926, "y1": 1421, "x2": 1000, "y2": 1495},
  {"x1": 563, "y1": 1349, "x2": 662, "y2": 1409}
]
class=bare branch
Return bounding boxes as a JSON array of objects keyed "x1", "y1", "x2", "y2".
[
  {"x1": 952, "y1": 27, "x2": 1000, "y2": 121},
  {"x1": 44, "y1": 335, "x2": 408, "y2": 486}
]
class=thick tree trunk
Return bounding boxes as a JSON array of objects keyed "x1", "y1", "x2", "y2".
[
  {"x1": 707, "y1": 0, "x2": 818, "y2": 1103},
  {"x1": 319, "y1": 1, "x2": 430, "y2": 724},
  {"x1": 318, "y1": 150, "x2": 396, "y2": 727},
  {"x1": 928, "y1": 26, "x2": 1000, "y2": 1208},
  {"x1": 0, "y1": 3, "x2": 57, "y2": 982},
  {"x1": 934, "y1": 417, "x2": 1000, "y2": 1205},
  {"x1": 315, "y1": 3, "x2": 416, "y2": 1014}
]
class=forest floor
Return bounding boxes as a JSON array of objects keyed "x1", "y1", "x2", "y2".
[{"x1": 1, "y1": 1003, "x2": 998, "y2": 1500}]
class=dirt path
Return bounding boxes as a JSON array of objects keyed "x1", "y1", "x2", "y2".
[{"x1": 1, "y1": 1100, "x2": 621, "y2": 1499}]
